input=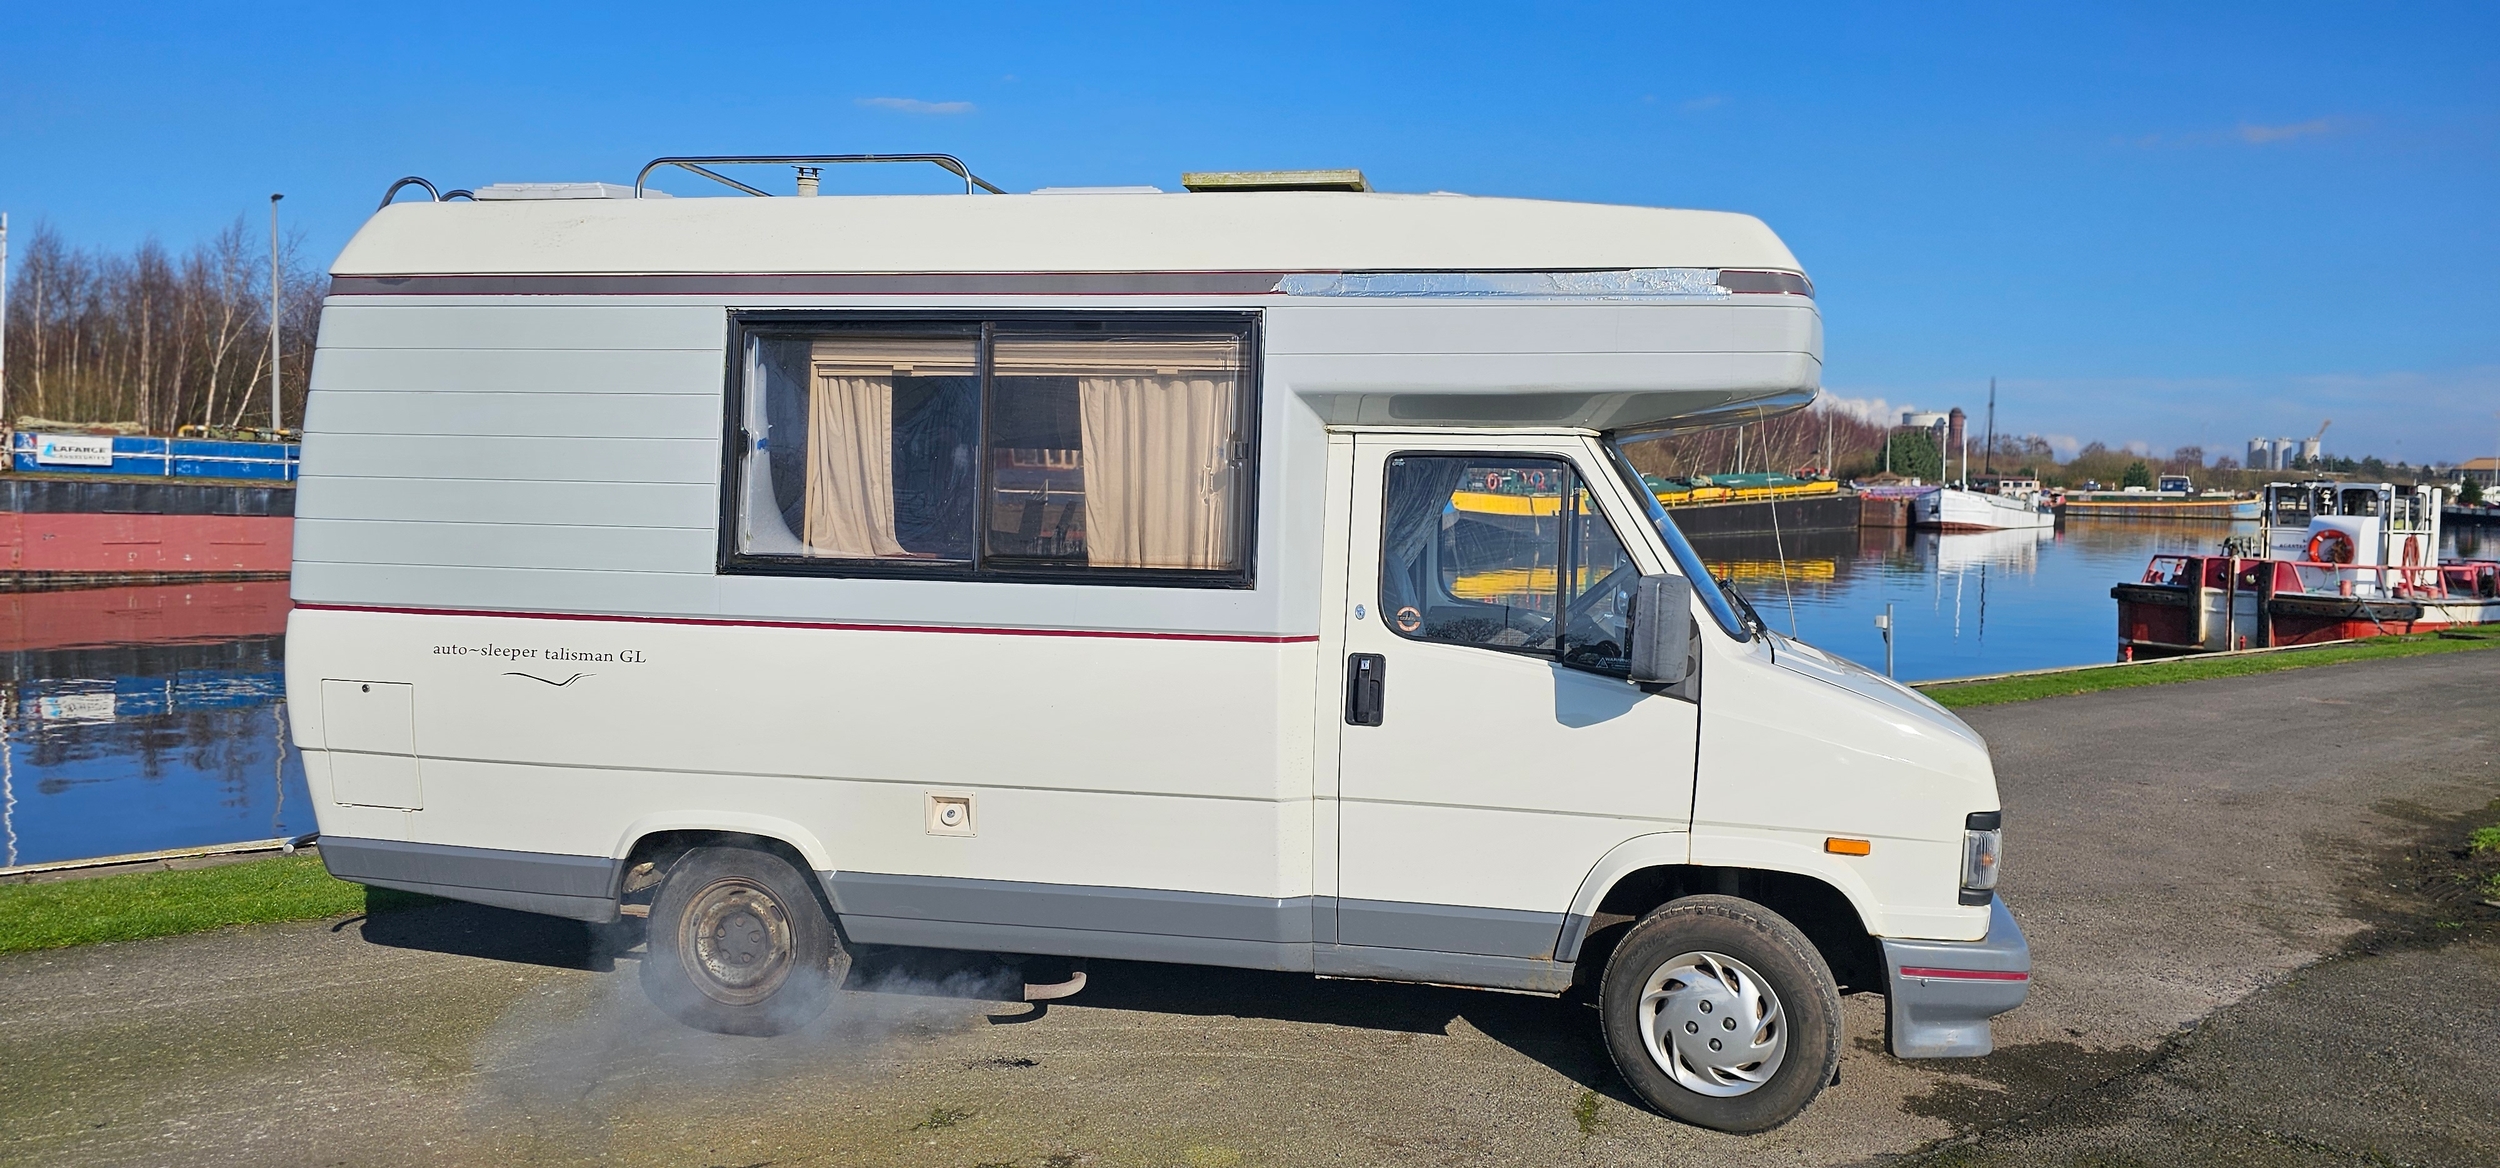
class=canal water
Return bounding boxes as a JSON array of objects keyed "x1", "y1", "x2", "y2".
[
  {"x1": 1686, "y1": 517, "x2": 2490, "y2": 685},
  {"x1": 2, "y1": 518, "x2": 2490, "y2": 867},
  {"x1": 1, "y1": 581, "x2": 305, "y2": 869}
]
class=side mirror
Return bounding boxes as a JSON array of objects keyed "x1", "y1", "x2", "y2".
[{"x1": 1630, "y1": 574, "x2": 1694, "y2": 685}]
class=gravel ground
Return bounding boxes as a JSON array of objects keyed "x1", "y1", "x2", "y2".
[{"x1": 1, "y1": 649, "x2": 2494, "y2": 1167}]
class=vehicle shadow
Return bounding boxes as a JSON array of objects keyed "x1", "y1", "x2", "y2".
[
  {"x1": 852, "y1": 944, "x2": 1646, "y2": 1108},
  {"x1": 351, "y1": 903, "x2": 1643, "y2": 1106},
  {"x1": 350, "y1": 899, "x2": 643, "y2": 974}
]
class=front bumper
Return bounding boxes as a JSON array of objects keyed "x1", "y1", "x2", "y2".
[{"x1": 1881, "y1": 897, "x2": 2030, "y2": 1057}]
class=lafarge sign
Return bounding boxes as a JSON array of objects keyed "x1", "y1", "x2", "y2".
[{"x1": 33, "y1": 434, "x2": 115, "y2": 467}]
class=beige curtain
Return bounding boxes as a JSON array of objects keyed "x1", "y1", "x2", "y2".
[
  {"x1": 802, "y1": 373, "x2": 906, "y2": 558},
  {"x1": 1078, "y1": 375, "x2": 1239, "y2": 569}
]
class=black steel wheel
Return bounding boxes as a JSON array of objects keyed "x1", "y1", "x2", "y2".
[
  {"x1": 1598, "y1": 894, "x2": 1843, "y2": 1133},
  {"x1": 640, "y1": 845, "x2": 843, "y2": 1036}
]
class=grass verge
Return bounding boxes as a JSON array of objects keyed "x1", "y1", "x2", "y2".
[
  {"x1": 0, "y1": 853, "x2": 433, "y2": 954},
  {"x1": 1918, "y1": 631, "x2": 2500, "y2": 708}
]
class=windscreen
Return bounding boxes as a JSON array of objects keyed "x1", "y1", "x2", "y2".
[{"x1": 1602, "y1": 439, "x2": 1752, "y2": 641}]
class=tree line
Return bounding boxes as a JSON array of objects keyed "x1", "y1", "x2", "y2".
[
  {"x1": 2, "y1": 219, "x2": 323, "y2": 438},
  {"x1": 1622, "y1": 400, "x2": 1893, "y2": 482}
]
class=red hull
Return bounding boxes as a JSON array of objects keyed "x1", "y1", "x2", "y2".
[
  {"x1": 0, "y1": 579, "x2": 292, "y2": 652},
  {"x1": 2113, "y1": 554, "x2": 2500, "y2": 658},
  {"x1": 0, "y1": 512, "x2": 291, "y2": 575}
]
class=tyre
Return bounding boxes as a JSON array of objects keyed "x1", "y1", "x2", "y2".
[
  {"x1": 1598, "y1": 895, "x2": 1843, "y2": 1133},
  {"x1": 641, "y1": 845, "x2": 845, "y2": 1036}
]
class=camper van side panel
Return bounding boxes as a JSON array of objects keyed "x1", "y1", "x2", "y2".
[{"x1": 292, "y1": 294, "x2": 1325, "y2": 947}]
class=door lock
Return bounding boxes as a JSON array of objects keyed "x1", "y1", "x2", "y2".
[{"x1": 1345, "y1": 654, "x2": 1386, "y2": 726}]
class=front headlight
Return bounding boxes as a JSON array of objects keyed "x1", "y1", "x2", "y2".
[{"x1": 1960, "y1": 811, "x2": 2003, "y2": 905}]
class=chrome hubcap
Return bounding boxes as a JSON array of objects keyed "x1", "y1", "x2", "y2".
[
  {"x1": 1637, "y1": 950, "x2": 1788, "y2": 1097},
  {"x1": 681, "y1": 877, "x2": 795, "y2": 1006}
]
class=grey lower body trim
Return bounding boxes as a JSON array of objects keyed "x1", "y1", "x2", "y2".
[
  {"x1": 1334, "y1": 897, "x2": 1565, "y2": 959},
  {"x1": 826, "y1": 872, "x2": 1574, "y2": 991},
  {"x1": 320, "y1": 836, "x2": 623, "y2": 924},
  {"x1": 831, "y1": 871, "x2": 1313, "y2": 942},
  {"x1": 831, "y1": 872, "x2": 1315, "y2": 970},
  {"x1": 1314, "y1": 944, "x2": 1575, "y2": 994},
  {"x1": 1881, "y1": 898, "x2": 2031, "y2": 1057},
  {"x1": 1553, "y1": 913, "x2": 1599, "y2": 962},
  {"x1": 845, "y1": 917, "x2": 1313, "y2": 973}
]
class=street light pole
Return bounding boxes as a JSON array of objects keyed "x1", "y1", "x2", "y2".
[
  {"x1": 1, "y1": 212, "x2": 10, "y2": 435},
  {"x1": 268, "y1": 194, "x2": 284, "y2": 436}
]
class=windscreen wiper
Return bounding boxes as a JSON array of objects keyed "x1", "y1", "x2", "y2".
[{"x1": 1717, "y1": 576, "x2": 1769, "y2": 638}]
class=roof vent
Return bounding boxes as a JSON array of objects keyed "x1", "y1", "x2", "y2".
[
  {"x1": 1181, "y1": 169, "x2": 1370, "y2": 193},
  {"x1": 474, "y1": 182, "x2": 661, "y2": 201}
]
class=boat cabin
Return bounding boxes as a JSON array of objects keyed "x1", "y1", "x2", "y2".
[{"x1": 2260, "y1": 480, "x2": 2442, "y2": 586}]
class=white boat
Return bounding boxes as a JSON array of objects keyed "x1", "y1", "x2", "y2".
[{"x1": 1915, "y1": 482, "x2": 2055, "y2": 532}]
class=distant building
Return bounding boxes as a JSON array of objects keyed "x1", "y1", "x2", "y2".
[
  {"x1": 2459, "y1": 456, "x2": 2500, "y2": 488},
  {"x1": 1901, "y1": 410, "x2": 1948, "y2": 437}
]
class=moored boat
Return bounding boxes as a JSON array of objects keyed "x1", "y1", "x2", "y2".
[
  {"x1": 0, "y1": 431, "x2": 297, "y2": 588},
  {"x1": 1915, "y1": 478, "x2": 2055, "y2": 532},
  {"x1": 2110, "y1": 480, "x2": 2500, "y2": 658},
  {"x1": 0, "y1": 476, "x2": 293, "y2": 587},
  {"x1": 2059, "y1": 474, "x2": 2260, "y2": 521}
]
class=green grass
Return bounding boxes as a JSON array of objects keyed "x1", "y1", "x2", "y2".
[
  {"x1": 1918, "y1": 632, "x2": 2500, "y2": 709},
  {"x1": 1570, "y1": 1088, "x2": 1608, "y2": 1139},
  {"x1": 0, "y1": 853, "x2": 432, "y2": 954},
  {"x1": 2470, "y1": 826, "x2": 2500, "y2": 857},
  {"x1": 913, "y1": 1105, "x2": 974, "y2": 1131}
]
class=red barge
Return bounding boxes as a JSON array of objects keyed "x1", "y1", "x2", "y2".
[
  {"x1": 2112, "y1": 481, "x2": 2500, "y2": 658},
  {"x1": 0, "y1": 476, "x2": 293, "y2": 588}
]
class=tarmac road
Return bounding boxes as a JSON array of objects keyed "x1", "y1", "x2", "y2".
[{"x1": 2, "y1": 650, "x2": 2495, "y2": 1167}]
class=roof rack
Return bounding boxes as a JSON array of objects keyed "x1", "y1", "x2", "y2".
[
  {"x1": 633, "y1": 154, "x2": 1004, "y2": 198},
  {"x1": 377, "y1": 176, "x2": 476, "y2": 210}
]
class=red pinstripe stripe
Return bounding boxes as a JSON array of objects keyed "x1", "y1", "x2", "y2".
[
  {"x1": 1898, "y1": 966, "x2": 2030, "y2": 982},
  {"x1": 292, "y1": 602, "x2": 1319, "y2": 644}
]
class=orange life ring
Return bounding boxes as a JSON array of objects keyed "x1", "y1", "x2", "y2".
[{"x1": 2306, "y1": 529, "x2": 2356, "y2": 565}]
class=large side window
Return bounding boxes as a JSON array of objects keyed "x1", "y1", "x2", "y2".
[
  {"x1": 1380, "y1": 454, "x2": 1638, "y2": 675},
  {"x1": 728, "y1": 320, "x2": 1256, "y2": 584}
]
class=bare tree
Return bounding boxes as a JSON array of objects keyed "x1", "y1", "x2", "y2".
[{"x1": 1, "y1": 218, "x2": 322, "y2": 436}]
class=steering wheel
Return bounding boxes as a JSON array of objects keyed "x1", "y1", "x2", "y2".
[{"x1": 1523, "y1": 559, "x2": 1640, "y2": 653}]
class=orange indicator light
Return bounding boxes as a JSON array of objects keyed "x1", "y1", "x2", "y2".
[{"x1": 1825, "y1": 837, "x2": 1872, "y2": 856}]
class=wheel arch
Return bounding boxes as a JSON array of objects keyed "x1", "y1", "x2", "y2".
[
  {"x1": 613, "y1": 814, "x2": 837, "y2": 920},
  {"x1": 1562, "y1": 838, "x2": 1885, "y2": 994}
]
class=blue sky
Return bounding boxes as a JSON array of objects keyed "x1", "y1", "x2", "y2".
[{"x1": 5, "y1": 3, "x2": 2494, "y2": 462}]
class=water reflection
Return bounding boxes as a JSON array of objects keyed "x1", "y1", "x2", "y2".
[
  {"x1": 1689, "y1": 520, "x2": 2260, "y2": 682},
  {"x1": 0, "y1": 582, "x2": 303, "y2": 868}
]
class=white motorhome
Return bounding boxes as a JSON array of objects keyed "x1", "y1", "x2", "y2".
[{"x1": 291, "y1": 158, "x2": 2026, "y2": 1133}]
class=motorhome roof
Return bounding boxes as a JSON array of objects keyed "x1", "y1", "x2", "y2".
[{"x1": 330, "y1": 191, "x2": 1804, "y2": 278}]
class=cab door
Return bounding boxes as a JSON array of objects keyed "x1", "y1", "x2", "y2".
[{"x1": 1326, "y1": 436, "x2": 1699, "y2": 975}]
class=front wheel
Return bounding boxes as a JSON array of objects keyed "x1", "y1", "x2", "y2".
[
  {"x1": 641, "y1": 846, "x2": 845, "y2": 1036},
  {"x1": 1598, "y1": 895, "x2": 1843, "y2": 1133}
]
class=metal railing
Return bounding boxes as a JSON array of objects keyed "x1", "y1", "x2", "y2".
[
  {"x1": 376, "y1": 176, "x2": 474, "y2": 209},
  {"x1": 634, "y1": 154, "x2": 1003, "y2": 198}
]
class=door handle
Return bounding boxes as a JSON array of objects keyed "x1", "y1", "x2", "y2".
[{"x1": 1345, "y1": 653, "x2": 1386, "y2": 726}]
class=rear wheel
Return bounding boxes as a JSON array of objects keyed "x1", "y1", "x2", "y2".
[
  {"x1": 641, "y1": 846, "x2": 844, "y2": 1036},
  {"x1": 1598, "y1": 895, "x2": 1842, "y2": 1133}
]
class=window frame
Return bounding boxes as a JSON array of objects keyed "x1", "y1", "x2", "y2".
[
  {"x1": 716, "y1": 310, "x2": 1264, "y2": 588},
  {"x1": 1375, "y1": 448, "x2": 1639, "y2": 676}
]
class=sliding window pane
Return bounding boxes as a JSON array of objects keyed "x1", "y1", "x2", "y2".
[
  {"x1": 740, "y1": 335, "x2": 977, "y2": 561},
  {"x1": 987, "y1": 334, "x2": 1249, "y2": 570}
]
